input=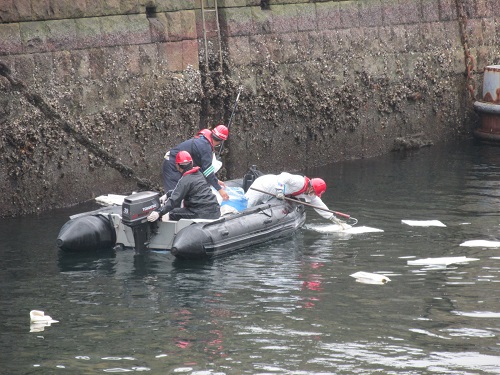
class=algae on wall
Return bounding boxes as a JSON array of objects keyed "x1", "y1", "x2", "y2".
[
  {"x1": 1, "y1": 0, "x2": 498, "y2": 217},
  {"x1": 218, "y1": 0, "x2": 496, "y2": 177}
]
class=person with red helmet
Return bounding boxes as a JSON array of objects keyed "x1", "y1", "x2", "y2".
[
  {"x1": 148, "y1": 151, "x2": 221, "y2": 222},
  {"x1": 162, "y1": 124, "x2": 230, "y2": 202},
  {"x1": 244, "y1": 172, "x2": 339, "y2": 223},
  {"x1": 211, "y1": 124, "x2": 229, "y2": 141}
]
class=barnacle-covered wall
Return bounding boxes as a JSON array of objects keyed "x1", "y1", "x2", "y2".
[{"x1": 0, "y1": 0, "x2": 498, "y2": 217}]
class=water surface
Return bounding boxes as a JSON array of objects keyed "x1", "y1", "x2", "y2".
[{"x1": 1, "y1": 140, "x2": 500, "y2": 374}]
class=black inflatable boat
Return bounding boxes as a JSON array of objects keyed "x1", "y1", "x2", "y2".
[
  {"x1": 56, "y1": 168, "x2": 306, "y2": 259},
  {"x1": 170, "y1": 200, "x2": 305, "y2": 259}
]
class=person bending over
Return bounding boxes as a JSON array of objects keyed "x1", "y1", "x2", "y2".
[
  {"x1": 148, "y1": 151, "x2": 221, "y2": 222},
  {"x1": 245, "y1": 172, "x2": 340, "y2": 223}
]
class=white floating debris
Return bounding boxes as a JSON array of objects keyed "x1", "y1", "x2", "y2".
[
  {"x1": 452, "y1": 311, "x2": 500, "y2": 318},
  {"x1": 30, "y1": 310, "x2": 59, "y2": 333},
  {"x1": 95, "y1": 194, "x2": 126, "y2": 206},
  {"x1": 30, "y1": 323, "x2": 49, "y2": 333},
  {"x1": 30, "y1": 310, "x2": 59, "y2": 323},
  {"x1": 350, "y1": 271, "x2": 391, "y2": 285},
  {"x1": 402, "y1": 220, "x2": 446, "y2": 227},
  {"x1": 310, "y1": 225, "x2": 383, "y2": 234},
  {"x1": 407, "y1": 256, "x2": 479, "y2": 266},
  {"x1": 460, "y1": 240, "x2": 500, "y2": 248}
]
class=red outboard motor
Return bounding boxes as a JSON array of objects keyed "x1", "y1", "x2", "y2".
[{"x1": 121, "y1": 191, "x2": 160, "y2": 251}]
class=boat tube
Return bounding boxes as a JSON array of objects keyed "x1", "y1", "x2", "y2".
[
  {"x1": 56, "y1": 210, "x2": 117, "y2": 252},
  {"x1": 170, "y1": 200, "x2": 306, "y2": 259}
]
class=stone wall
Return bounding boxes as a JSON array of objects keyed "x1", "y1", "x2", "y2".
[
  {"x1": 220, "y1": 0, "x2": 499, "y2": 175},
  {"x1": 0, "y1": 0, "x2": 499, "y2": 216}
]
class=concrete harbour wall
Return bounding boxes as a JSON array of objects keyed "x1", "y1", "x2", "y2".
[{"x1": 0, "y1": 0, "x2": 499, "y2": 216}]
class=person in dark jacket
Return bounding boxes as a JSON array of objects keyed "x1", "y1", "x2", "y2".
[
  {"x1": 162, "y1": 125, "x2": 230, "y2": 201},
  {"x1": 148, "y1": 151, "x2": 221, "y2": 222}
]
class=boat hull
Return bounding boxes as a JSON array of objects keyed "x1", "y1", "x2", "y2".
[{"x1": 170, "y1": 201, "x2": 306, "y2": 259}]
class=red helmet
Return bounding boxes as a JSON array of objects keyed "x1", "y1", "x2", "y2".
[
  {"x1": 310, "y1": 178, "x2": 327, "y2": 197},
  {"x1": 176, "y1": 150, "x2": 193, "y2": 164},
  {"x1": 212, "y1": 124, "x2": 229, "y2": 141}
]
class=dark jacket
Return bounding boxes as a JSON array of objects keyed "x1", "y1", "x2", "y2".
[
  {"x1": 169, "y1": 135, "x2": 220, "y2": 191},
  {"x1": 159, "y1": 167, "x2": 220, "y2": 218}
]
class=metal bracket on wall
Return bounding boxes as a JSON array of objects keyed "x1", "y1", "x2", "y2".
[{"x1": 201, "y1": 0, "x2": 223, "y2": 74}]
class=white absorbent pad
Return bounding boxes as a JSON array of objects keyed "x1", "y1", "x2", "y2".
[
  {"x1": 402, "y1": 220, "x2": 446, "y2": 227},
  {"x1": 460, "y1": 240, "x2": 500, "y2": 248},
  {"x1": 407, "y1": 256, "x2": 479, "y2": 266}
]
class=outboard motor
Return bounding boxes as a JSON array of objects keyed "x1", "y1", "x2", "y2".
[
  {"x1": 121, "y1": 191, "x2": 160, "y2": 251},
  {"x1": 243, "y1": 165, "x2": 263, "y2": 192}
]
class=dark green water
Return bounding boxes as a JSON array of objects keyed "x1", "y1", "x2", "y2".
[{"x1": 1, "y1": 140, "x2": 500, "y2": 374}]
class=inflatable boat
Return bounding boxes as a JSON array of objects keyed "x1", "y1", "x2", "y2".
[
  {"x1": 56, "y1": 169, "x2": 306, "y2": 259},
  {"x1": 170, "y1": 200, "x2": 305, "y2": 259}
]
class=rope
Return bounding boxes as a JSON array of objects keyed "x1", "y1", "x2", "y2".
[{"x1": 0, "y1": 61, "x2": 158, "y2": 191}]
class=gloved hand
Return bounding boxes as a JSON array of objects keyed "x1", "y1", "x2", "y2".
[
  {"x1": 330, "y1": 215, "x2": 347, "y2": 230},
  {"x1": 275, "y1": 189, "x2": 285, "y2": 200},
  {"x1": 147, "y1": 211, "x2": 160, "y2": 222}
]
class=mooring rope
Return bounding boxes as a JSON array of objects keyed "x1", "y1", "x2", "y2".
[
  {"x1": 0, "y1": 61, "x2": 158, "y2": 191},
  {"x1": 455, "y1": 0, "x2": 477, "y2": 102}
]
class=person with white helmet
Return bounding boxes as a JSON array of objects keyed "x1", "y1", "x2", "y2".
[
  {"x1": 162, "y1": 124, "x2": 230, "y2": 201},
  {"x1": 245, "y1": 172, "x2": 340, "y2": 223},
  {"x1": 148, "y1": 151, "x2": 221, "y2": 222}
]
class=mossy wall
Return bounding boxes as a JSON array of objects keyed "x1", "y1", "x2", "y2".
[{"x1": 0, "y1": 0, "x2": 499, "y2": 216}]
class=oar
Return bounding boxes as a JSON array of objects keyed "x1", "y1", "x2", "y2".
[{"x1": 249, "y1": 187, "x2": 356, "y2": 228}]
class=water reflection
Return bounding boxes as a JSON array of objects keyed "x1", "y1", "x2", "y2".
[{"x1": 58, "y1": 248, "x2": 117, "y2": 273}]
